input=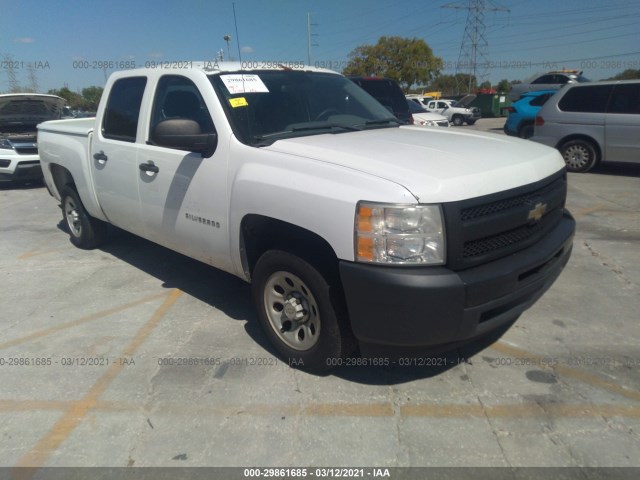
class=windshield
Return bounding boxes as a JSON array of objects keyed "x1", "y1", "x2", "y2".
[{"x1": 210, "y1": 70, "x2": 399, "y2": 146}]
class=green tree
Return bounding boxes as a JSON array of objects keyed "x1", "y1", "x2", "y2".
[
  {"x1": 343, "y1": 36, "x2": 443, "y2": 92},
  {"x1": 429, "y1": 73, "x2": 477, "y2": 96},
  {"x1": 496, "y1": 79, "x2": 510, "y2": 93},
  {"x1": 48, "y1": 87, "x2": 85, "y2": 109},
  {"x1": 47, "y1": 86, "x2": 104, "y2": 111},
  {"x1": 606, "y1": 69, "x2": 640, "y2": 80},
  {"x1": 81, "y1": 86, "x2": 103, "y2": 111}
]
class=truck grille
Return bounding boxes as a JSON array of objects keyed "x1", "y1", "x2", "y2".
[{"x1": 443, "y1": 170, "x2": 567, "y2": 271}]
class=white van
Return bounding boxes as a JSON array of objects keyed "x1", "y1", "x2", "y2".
[{"x1": 532, "y1": 80, "x2": 640, "y2": 172}]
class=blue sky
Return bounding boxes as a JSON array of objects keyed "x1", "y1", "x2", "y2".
[{"x1": 1, "y1": 0, "x2": 639, "y2": 92}]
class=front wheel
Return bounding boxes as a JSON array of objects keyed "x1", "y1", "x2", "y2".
[
  {"x1": 251, "y1": 250, "x2": 354, "y2": 372},
  {"x1": 559, "y1": 139, "x2": 598, "y2": 172},
  {"x1": 60, "y1": 185, "x2": 107, "y2": 249},
  {"x1": 452, "y1": 115, "x2": 464, "y2": 126}
]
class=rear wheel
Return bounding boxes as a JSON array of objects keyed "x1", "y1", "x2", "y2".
[
  {"x1": 560, "y1": 139, "x2": 598, "y2": 172},
  {"x1": 60, "y1": 185, "x2": 107, "y2": 249},
  {"x1": 251, "y1": 250, "x2": 354, "y2": 372}
]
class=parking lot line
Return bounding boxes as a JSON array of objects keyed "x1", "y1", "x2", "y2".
[
  {"x1": 3, "y1": 398, "x2": 639, "y2": 419},
  {"x1": 490, "y1": 341, "x2": 640, "y2": 403},
  {"x1": 13, "y1": 289, "x2": 182, "y2": 475},
  {"x1": 0, "y1": 292, "x2": 168, "y2": 351}
]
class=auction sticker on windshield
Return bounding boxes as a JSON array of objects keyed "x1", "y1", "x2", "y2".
[{"x1": 221, "y1": 74, "x2": 269, "y2": 94}]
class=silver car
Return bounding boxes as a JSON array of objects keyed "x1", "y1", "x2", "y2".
[
  {"x1": 508, "y1": 70, "x2": 590, "y2": 102},
  {"x1": 531, "y1": 79, "x2": 640, "y2": 172}
]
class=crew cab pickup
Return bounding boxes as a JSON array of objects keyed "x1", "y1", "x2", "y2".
[
  {"x1": 0, "y1": 94, "x2": 65, "y2": 182},
  {"x1": 38, "y1": 62, "x2": 575, "y2": 372}
]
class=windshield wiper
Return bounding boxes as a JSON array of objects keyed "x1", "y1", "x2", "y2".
[
  {"x1": 253, "y1": 122, "x2": 362, "y2": 146},
  {"x1": 289, "y1": 122, "x2": 361, "y2": 132},
  {"x1": 358, "y1": 117, "x2": 403, "y2": 127}
]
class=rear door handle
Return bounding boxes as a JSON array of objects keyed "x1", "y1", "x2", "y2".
[
  {"x1": 93, "y1": 151, "x2": 108, "y2": 164},
  {"x1": 139, "y1": 161, "x2": 159, "y2": 174}
]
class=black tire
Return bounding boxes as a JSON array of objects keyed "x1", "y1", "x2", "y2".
[
  {"x1": 452, "y1": 115, "x2": 464, "y2": 126},
  {"x1": 519, "y1": 124, "x2": 534, "y2": 139},
  {"x1": 559, "y1": 139, "x2": 598, "y2": 173},
  {"x1": 60, "y1": 185, "x2": 107, "y2": 249},
  {"x1": 251, "y1": 250, "x2": 354, "y2": 372}
]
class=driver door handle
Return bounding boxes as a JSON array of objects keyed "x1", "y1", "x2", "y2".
[{"x1": 139, "y1": 161, "x2": 159, "y2": 173}]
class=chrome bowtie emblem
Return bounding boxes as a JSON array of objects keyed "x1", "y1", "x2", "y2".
[{"x1": 527, "y1": 202, "x2": 547, "y2": 222}]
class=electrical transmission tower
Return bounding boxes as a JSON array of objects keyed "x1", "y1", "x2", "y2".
[
  {"x1": 2, "y1": 54, "x2": 21, "y2": 93},
  {"x1": 442, "y1": 0, "x2": 509, "y2": 94}
]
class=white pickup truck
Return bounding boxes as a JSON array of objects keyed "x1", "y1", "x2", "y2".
[{"x1": 38, "y1": 62, "x2": 575, "y2": 371}]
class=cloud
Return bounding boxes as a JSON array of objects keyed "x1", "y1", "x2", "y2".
[
  {"x1": 15, "y1": 37, "x2": 35, "y2": 43},
  {"x1": 241, "y1": 46, "x2": 254, "y2": 54}
]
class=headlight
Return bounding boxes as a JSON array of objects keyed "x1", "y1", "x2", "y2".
[
  {"x1": 0, "y1": 139, "x2": 14, "y2": 150},
  {"x1": 420, "y1": 120, "x2": 437, "y2": 127},
  {"x1": 355, "y1": 202, "x2": 445, "y2": 265}
]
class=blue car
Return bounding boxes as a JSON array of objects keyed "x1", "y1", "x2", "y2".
[{"x1": 504, "y1": 90, "x2": 557, "y2": 139}]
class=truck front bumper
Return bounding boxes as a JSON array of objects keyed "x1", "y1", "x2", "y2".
[
  {"x1": 0, "y1": 155, "x2": 42, "y2": 183},
  {"x1": 339, "y1": 210, "x2": 575, "y2": 354}
]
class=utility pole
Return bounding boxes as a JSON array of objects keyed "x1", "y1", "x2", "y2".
[
  {"x1": 442, "y1": 0, "x2": 509, "y2": 94},
  {"x1": 306, "y1": 13, "x2": 318, "y2": 66},
  {"x1": 224, "y1": 35, "x2": 232, "y2": 61}
]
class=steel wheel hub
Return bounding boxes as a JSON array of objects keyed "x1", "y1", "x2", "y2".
[{"x1": 263, "y1": 271, "x2": 321, "y2": 351}]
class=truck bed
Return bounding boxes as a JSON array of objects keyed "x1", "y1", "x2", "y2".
[{"x1": 37, "y1": 118, "x2": 94, "y2": 136}]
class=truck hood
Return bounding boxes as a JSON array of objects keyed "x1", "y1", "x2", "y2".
[
  {"x1": 0, "y1": 94, "x2": 65, "y2": 133},
  {"x1": 264, "y1": 126, "x2": 564, "y2": 203}
]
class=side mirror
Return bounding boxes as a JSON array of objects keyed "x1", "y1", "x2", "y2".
[{"x1": 150, "y1": 119, "x2": 217, "y2": 158}]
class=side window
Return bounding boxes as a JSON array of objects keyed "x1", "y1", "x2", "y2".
[
  {"x1": 608, "y1": 84, "x2": 640, "y2": 114},
  {"x1": 532, "y1": 75, "x2": 552, "y2": 84},
  {"x1": 558, "y1": 85, "x2": 613, "y2": 113},
  {"x1": 102, "y1": 77, "x2": 147, "y2": 142},
  {"x1": 150, "y1": 75, "x2": 215, "y2": 136}
]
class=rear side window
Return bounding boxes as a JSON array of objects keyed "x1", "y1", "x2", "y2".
[
  {"x1": 558, "y1": 85, "x2": 613, "y2": 113},
  {"x1": 102, "y1": 77, "x2": 147, "y2": 142},
  {"x1": 608, "y1": 84, "x2": 640, "y2": 114}
]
